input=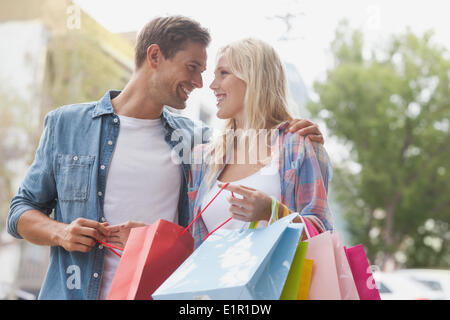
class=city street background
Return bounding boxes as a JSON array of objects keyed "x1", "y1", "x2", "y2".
[{"x1": 0, "y1": 0, "x2": 449, "y2": 299}]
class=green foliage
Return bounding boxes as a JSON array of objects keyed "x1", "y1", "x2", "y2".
[{"x1": 309, "y1": 21, "x2": 450, "y2": 269}]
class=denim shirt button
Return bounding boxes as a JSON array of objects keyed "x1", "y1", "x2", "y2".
[
  {"x1": 93, "y1": 273, "x2": 99, "y2": 279},
  {"x1": 73, "y1": 156, "x2": 78, "y2": 161},
  {"x1": 98, "y1": 191, "x2": 103, "y2": 197},
  {"x1": 108, "y1": 140, "x2": 113, "y2": 145}
]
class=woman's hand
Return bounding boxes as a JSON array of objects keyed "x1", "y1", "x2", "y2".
[
  {"x1": 217, "y1": 183, "x2": 273, "y2": 222},
  {"x1": 105, "y1": 220, "x2": 149, "y2": 248},
  {"x1": 287, "y1": 119, "x2": 324, "y2": 145}
]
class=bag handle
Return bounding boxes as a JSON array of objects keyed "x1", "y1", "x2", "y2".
[
  {"x1": 97, "y1": 240, "x2": 124, "y2": 258},
  {"x1": 298, "y1": 215, "x2": 311, "y2": 239},
  {"x1": 298, "y1": 215, "x2": 320, "y2": 239},
  {"x1": 181, "y1": 182, "x2": 231, "y2": 236},
  {"x1": 205, "y1": 195, "x2": 278, "y2": 240},
  {"x1": 97, "y1": 183, "x2": 233, "y2": 257}
]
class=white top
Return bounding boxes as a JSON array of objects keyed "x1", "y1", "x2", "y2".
[
  {"x1": 98, "y1": 114, "x2": 181, "y2": 300},
  {"x1": 200, "y1": 159, "x2": 281, "y2": 233}
]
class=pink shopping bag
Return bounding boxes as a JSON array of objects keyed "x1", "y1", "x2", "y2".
[
  {"x1": 304, "y1": 230, "x2": 341, "y2": 299},
  {"x1": 331, "y1": 233, "x2": 359, "y2": 300},
  {"x1": 344, "y1": 244, "x2": 381, "y2": 300},
  {"x1": 300, "y1": 216, "x2": 359, "y2": 300}
]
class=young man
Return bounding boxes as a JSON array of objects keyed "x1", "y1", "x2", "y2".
[{"x1": 7, "y1": 16, "x2": 325, "y2": 299}]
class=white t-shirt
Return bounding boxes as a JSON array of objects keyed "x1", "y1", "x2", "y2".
[
  {"x1": 200, "y1": 159, "x2": 281, "y2": 233},
  {"x1": 98, "y1": 114, "x2": 181, "y2": 300}
]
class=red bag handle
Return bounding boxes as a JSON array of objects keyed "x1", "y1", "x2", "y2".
[
  {"x1": 97, "y1": 240, "x2": 124, "y2": 258},
  {"x1": 97, "y1": 182, "x2": 234, "y2": 257},
  {"x1": 181, "y1": 182, "x2": 233, "y2": 237}
]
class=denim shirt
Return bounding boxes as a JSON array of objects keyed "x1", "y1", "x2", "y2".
[{"x1": 7, "y1": 90, "x2": 211, "y2": 300}]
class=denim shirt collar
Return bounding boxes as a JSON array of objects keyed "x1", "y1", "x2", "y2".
[
  {"x1": 91, "y1": 90, "x2": 118, "y2": 118},
  {"x1": 91, "y1": 90, "x2": 178, "y2": 133},
  {"x1": 160, "y1": 107, "x2": 177, "y2": 130}
]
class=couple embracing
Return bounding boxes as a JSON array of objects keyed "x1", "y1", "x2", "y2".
[{"x1": 7, "y1": 15, "x2": 332, "y2": 300}]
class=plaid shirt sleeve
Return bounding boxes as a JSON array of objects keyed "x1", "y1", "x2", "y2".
[{"x1": 270, "y1": 135, "x2": 333, "y2": 233}]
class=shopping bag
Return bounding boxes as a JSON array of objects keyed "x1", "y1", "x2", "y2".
[
  {"x1": 299, "y1": 215, "x2": 359, "y2": 300},
  {"x1": 106, "y1": 220, "x2": 194, "y2": 300},
  {"x1": 344, "y1": 244, "x2": 381, "y2": 300},
  {"x1": 104, "y1": 183, "x2": 233, "y2": 300},
  {"x1": 280, "y1": 242, "x2": 308, "y2": 300},
  {"x1": 331, "y1": 233, "x2": 359, "y2": 300},
  {"x1": 280, "y1": 215, "x2": 318, "y2": 300},
  {"x1": 304, "y1": 230, "x2": 341, "y2": 299},
  {"x1": 152, "y1": 213, "x2": 303, "y2": 300},
  {"x1": 297, "y1": 259, "x2": 313, "y2": 300}
]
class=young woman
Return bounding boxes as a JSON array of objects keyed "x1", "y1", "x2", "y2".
[
  {"x1": 188, "y1": 38, "x2": 333, "y2": 247},
  {"x1": 104, "y1": 39, "x2": 331, "y2": 250}
]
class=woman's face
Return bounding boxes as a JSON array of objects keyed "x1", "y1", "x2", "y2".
[{"x1": 209, "y1": 56, "x2": 247, "y2": 123}]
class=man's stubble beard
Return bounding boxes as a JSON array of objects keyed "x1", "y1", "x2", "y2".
[{"x1": 152, "y1": 77, "x2": 186, "y2": 110}]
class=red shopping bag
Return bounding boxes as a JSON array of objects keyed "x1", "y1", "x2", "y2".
[
  {"x1": 105, "y1": 220, "x2": 194, "y2": 300},
  {"x1": 344, "y1": 244, "x2": 381, "y2": 300},
  {"x1": 103, "y1": 183, "x2": 231, "y2": 300}
]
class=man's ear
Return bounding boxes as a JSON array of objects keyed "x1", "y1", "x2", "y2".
[{"x1": 146, "y1": 44, "x2": 162, "y2": 69}]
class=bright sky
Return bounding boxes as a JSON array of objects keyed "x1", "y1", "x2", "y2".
[{"x1": 74, "y1": 0, "x2": 450, "y2": 91}]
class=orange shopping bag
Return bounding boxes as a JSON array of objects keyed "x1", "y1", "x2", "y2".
[{"x1": 297, "y1": 259, "x2": 313, "y2": 300}]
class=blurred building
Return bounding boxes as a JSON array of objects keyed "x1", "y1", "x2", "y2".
[
  {"x1": 285, "y1": 62, "x2": 310, "y2": 117},
  {"x1": 0, "y1": 0, "x2": 134, "y2": 299}
]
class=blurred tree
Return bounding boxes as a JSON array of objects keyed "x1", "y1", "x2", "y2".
[{"x1": 308, "y1": 21, "x2": 450, "y2": 270}]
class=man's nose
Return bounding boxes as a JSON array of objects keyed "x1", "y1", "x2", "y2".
[{"x1": 192, "y1": 73, "x2": 203, "y2": 89}]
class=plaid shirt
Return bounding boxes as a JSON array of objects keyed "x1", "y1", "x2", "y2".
[{"x1": 187, "y1": 121, "x2": 334, "y2": 248}]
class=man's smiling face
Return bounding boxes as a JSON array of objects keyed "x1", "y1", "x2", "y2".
[{"x1": 153, "y1": 40, "x2": 207, "y2": 109}]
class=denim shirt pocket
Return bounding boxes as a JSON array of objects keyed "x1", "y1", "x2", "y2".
[{"x1": 56, "y1": 154, "x2": 95, "y2": 201}]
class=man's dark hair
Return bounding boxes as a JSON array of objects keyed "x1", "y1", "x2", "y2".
[{"x1": 135, "y1": 16, "x2": 211, "y2": 69}]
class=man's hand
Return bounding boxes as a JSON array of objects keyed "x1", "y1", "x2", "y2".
[
  {"x1": 57, "y1": 218, "x2": 111, "y2": 253},
  {"x1": 287, "y1": 119, "x2": 324, "y2": 144},
  {"x1": 105, "y1": 221, "x2": 149, "y2": 248}
]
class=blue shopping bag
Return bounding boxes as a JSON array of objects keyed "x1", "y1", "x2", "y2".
[{"x1": 152, "y1": 213, "x2": 303, "y2": 300}]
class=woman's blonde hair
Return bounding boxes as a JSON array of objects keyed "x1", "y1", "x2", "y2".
[{"x1": 204, "y1": 38, "x2": 294, "y2": 185}]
